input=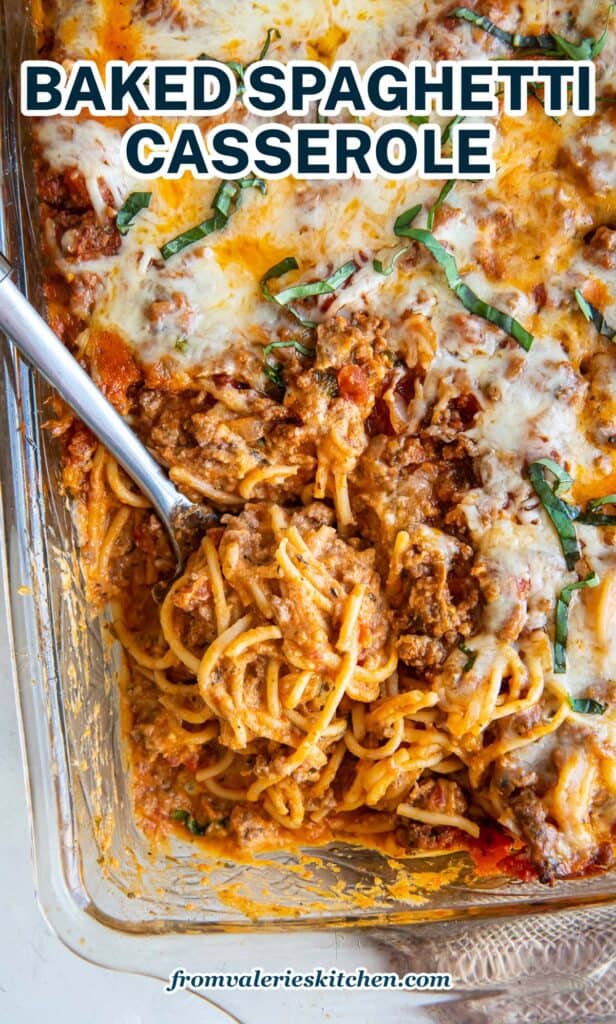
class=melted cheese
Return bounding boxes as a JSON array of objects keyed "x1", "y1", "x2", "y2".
[{"x1": 36, "y1": 2, "x2": 615, "y2": 367}]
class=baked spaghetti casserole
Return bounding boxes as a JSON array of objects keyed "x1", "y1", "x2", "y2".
[{"x1": 31, "y1": 0, "x2": 616, "y2": 883}]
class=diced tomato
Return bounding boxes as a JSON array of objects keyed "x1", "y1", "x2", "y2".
[
  {"x1": 337, "y1": 364, "x2": 369, "y2": 404},
  {"x1": 89, "y1": 330, "x2": 142, "y2": 414}
]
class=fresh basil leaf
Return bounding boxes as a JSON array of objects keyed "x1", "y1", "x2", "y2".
[
  {"x1": 407, "y1": 114, "x2": 430, "y2": 126},
  {"x1": 452, "y1": 7, "x2": 556, "y2": 50},
  {"x1": 577, "y1": 489, "x2": 616, "y2": 526},
  {"x1": 453, "y1": 5, "x2": 615, "y2": 60},
  {"x1": 529, "y1": 460, "x2": 580, "y2": 569},
  {"x1": 588, "y1": 494, "x2": 616, "y2": 511},
  {"x1": 375, "y1": 205, "x2": 422, "y2": 274},
  {"x1": 212, "y1": 180, "x2": 240, "y2": 218},
  {"x1": 116, "y1": 192, "x2": 151, "y2": 235},
  {"x1": 260, "y1": 257, "x2": 300, "y2": 301},
  {"x1": 161, "y1": 176, "x2": 266, "y2": 259},
  {"x1": 263, "y1": 359, "x2": 285, "y2": 389},
  {"x1": 393, "y1": 204, "x2": 423, "y2": 238},
  {"x1": 408, "y1": 228, "x2": 533, "y2": 350},
  {"x1": 406, "y1": 227, "x2": 459, "y2": 286},
  {"x1": 568, "y1": 696, "x2": 607, "y2": 714},
  {"x1": 576, "y1": 503, "x2": 616, "y2": 526},
  {"x1": 574, "y1": 288, "x2": 616, "y2": 341},
  {"x1": 457, "y1": 282, "x2": 534, "y2": 350},
  {"x1": 554, "y1": 572, "x2": 600, "y2": 673},
  {"x1": 263, "y1": 339, "x2": 315, "y2": 358},
  {"x1": 260, "y1": 257, "x2": 356, "y2": 327},
  {"x1": 373, "y1": 244, "x2": 409, "y2": 276},
  {"x1": 427, "y1": 180, "x2": 457, "y2": 230},
  {"x1": 530, "y1": 457, "x2": 573, "y2": 497},
  {"x1": 238, "y1": 177, "x2": 267, "y2": 194},
  {"x1": 441, "y1": 114, "x2": 465, "y2": 147},
  {"x1": 550, "y1": 4, "x2": 615, "y2": 60},
  {"x1": 528, "y1": 83, "x2": 562, "y2": 125},
  {"x1": 576, "y1": 492, "x2": 616, "y2": 525},
  {"x1": 213, "y1": 176, "x2": 265, "y2": 218},
  {"x1": 458, "y1": 641, "x2": 477, "y2": 673},
  {"x1": 160, "y1": 211, "x2": 226, "y2": 260},
  {"x1": 199, "y1": 53, "x2": 246, "y2": 92},
  {"x1": 170, "y1": 808, "x2": 207, "y2": 835},
  {"x1": 258, "y1": 27, "x2": 281, "y2": 61},
  {"x1": 170, "y1": 808, "x2": 189, "y2": 823},
  {"x1": 274, "y1": 260, "x2": 356, "y2": 305}
]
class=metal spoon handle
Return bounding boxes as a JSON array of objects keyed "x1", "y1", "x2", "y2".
[{"x1": 0, "y1": 253, "x2": 190, "y2": 527}]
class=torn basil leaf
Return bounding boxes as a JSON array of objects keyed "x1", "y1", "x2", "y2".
[
  {"x1": 262, "y1": 359, "x2": 285, "y2": 389},
  {"x1": 453, "y1": 5, "x2": 615, "y2": 60},
  {"x1": 452, "y1": 7, "x2": 556, "y2": 49},
  {"x1": 116, "y1": 192, "x2": 151, "y2": 235},
  {"x1": 576, "y1": 508, "x2": 616, "y2": 527},
  {"x1": 568, "y1": 696, "x2": 607, "y2": 714},
  {"x1": 588, "y1": 494, "x2": 616, "y2": 511},
  {"x1": 441, "y1": 114, "x2": 466, "y2": 147},
  {"x1": 427, "y1": 180, "x2": 457, "y2": 230},
  {"x1": 528, "y1": 83, "x2": 562, "y2": 126},
  {"x1": 574, "y1": 288, "x2": 616, "y2": 341},
  {"x1": 373, "y1": 244, "x2": 410, "y2": 276},
  {"x1": 274, "y1": 260, "x2": 356, "y2": 304},
  {"x1": 571, "y1": 491, "x2": 616, "y2": 528},
  {"x1": 258, "y1": 26, "x2": 281, "y2": 60},
  {"x1": 458, "y1": 642, "x2": 477, "y2": 673},
  {"x1": 170, "y1": 808, "x2": 207, "y2": 835},
  {"x1": 260, "y1": 257, "x2": 356, "y2": 327},
  {"x1": 554, "y1": 572, "x2": 600, "y2": 673},
  {"x1": 373, "y1": 204, "x2": 422, "y2": 273},
  {"x1": 263, "y1": 339, "x2": 315, "y2": 358},
  {"x1": 260, "y1": 257, "x2": 300, "y2": 300},
  {"x1": 550, "y1": 4, "x2": 615, "y2": 60},
  {"x1": 529, "y1": 460, "x2": 580, "y2": 569},
  {"x1": 199, "y1": 53, "x2": 246, "y2": 91},
  {"x1": 407, "y1": 228, "x2": 533, "y2": 351},
  {"x1": 530, "y1": 457, "x2": 573, "y2": 497},
  {"x1": 160, "y1": 212, "x2": 225, "y2": 259},
  {"x1": 212, "y1": 179, "x2": 241, "y2": 218},
  {"x1": 393, "y1": 204, "x2": 423, "y2": 238},
  {"x1": 161, "y1": 176, "x2": 265, "y2": 259}
]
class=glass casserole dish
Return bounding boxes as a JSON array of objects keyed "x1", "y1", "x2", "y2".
[{"x1": 2, "y1": 0, "x2": 616, "y2": 994}]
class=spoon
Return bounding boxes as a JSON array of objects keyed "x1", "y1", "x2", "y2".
[{"x1": 0, "y1": 253, "x2": 212, "y2": 578}]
